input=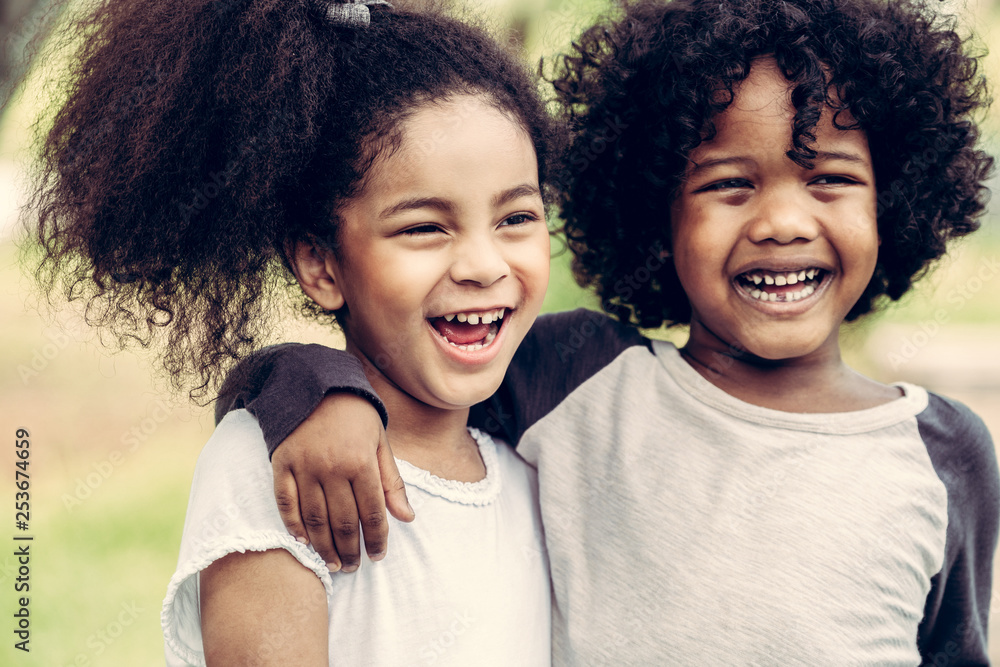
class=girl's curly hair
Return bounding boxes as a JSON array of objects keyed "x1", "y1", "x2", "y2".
[
  {"x1": 551, "y1": 0, "x2": 993, "y2": 328},
  {"x1": 28, "y1": 0, "x2": 560, "y2": 398}
]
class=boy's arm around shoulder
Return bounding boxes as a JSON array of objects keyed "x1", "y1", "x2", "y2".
[
  {"x1": 470, "y1": 308, "x2": 650, "y2": 444},
  {"x1": 215, "y1": 342, "x2": 388, "y2": 454},
  {"x1": 216, "y1": 310, "x2": 650, "y2": 449},
  {"x1": 917, "y1": 393, "x2": 999, "y2": 665}
]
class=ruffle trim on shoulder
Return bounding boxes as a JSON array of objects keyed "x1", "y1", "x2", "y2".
[
  {"x1": 394, "y1": 427, "x2": 502, "y2": 506},
  {"x1": 161, "y1": 530, "x2": 334, "y2": 666}
]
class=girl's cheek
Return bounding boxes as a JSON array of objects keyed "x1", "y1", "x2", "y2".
[{"x1": 514, "y1": 235, "x2": 551, "y2": 280}]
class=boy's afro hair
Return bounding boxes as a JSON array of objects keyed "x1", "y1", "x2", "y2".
[
  {"x1": 28, "y1": 0, "x2": 559, "y2": 398},
  {"x1": 551, "y1": 0, "x2": 992, "y2": 328}
]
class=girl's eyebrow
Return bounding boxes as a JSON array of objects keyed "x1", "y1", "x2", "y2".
[
  {"x1": 379, "y1": 184, "x2": 541, "y2": 219},
  {"x1": 380, "y1": 197, "x2": 455, "y2": 219}
]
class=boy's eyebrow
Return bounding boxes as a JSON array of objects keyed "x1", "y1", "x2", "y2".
[
  {"x1": 492, "y1": 183, "x2": 542, "y2": 208},
  {"x1": 689, "y1": 150, "x2": 868, "y2": 175},
  {"x1": 688, "y1": 156, "x2": 757, "y2": 175},
  {"x1": 379, "y1": 197, "x2": 455, "y2": 219},
  {"x1": 812, "y1": 150, "x2": 869, "y2": 165}
]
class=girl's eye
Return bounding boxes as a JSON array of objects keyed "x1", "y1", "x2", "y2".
[
  {"x1": 400, "y1": 224, "x2": 442, "y2": 235},
  {"x1": 698, "y1": 178, "x2": 751, "y2": 192},
  {"x1": 499, "y1": 213, "x2": 539, "y2": 227}
]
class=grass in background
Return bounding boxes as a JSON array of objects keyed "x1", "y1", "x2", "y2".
[{"x1": 1, "y1": 238, "x2": 215, "y2": 665}]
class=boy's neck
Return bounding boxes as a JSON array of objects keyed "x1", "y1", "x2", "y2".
[{"x1": 680, "y1": 325, "x2": 901, "y2": 413}]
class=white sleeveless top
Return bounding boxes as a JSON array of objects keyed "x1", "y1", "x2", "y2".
[{"x1": 162, "y1": 409, "x2": 551, "y2": 666}]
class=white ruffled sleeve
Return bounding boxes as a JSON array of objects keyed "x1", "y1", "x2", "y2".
[{"x1": 161, "y1": 410, "x2": 334, "y2": 666}]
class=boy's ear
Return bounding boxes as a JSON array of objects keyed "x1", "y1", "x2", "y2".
[{"x1": 291, "y1": 240, "x2": 346, "y2": 311}]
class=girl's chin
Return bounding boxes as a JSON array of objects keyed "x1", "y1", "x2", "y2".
[{"x1": 421, "y1": 379, "x2": 503, "y2": 411}]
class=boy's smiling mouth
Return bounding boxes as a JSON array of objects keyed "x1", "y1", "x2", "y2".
[
  {"x1": 429, "y1": 308, "x2": 507, "y2": 351},
  {"x1": 734, "y1": 268, "x2": 830, "y2": 304}
]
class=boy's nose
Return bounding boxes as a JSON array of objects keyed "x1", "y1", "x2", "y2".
[
  {"x1": 747, "y1": 189, "x2": 821, "y2": 245},
  {"x1": 450, "y1": 235, "x2": 510, "y2": 287}
]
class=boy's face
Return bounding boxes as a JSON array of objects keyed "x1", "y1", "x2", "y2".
[
  {"x1": 670, "y1": 58, "x2": 878, "y2": 363},
  {"x1": 325, "y1": 94, "x2": 550, "y2": 411}
]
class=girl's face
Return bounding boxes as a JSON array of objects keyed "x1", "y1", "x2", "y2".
[
  {"x1": 670, "y1": 58, "x2": 878, "y2": 364},
  {"x1": 323, "y1": 94, "x2": 550, "y2": 411}
]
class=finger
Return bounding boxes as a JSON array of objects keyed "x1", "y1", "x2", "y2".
[
  {"x1": 377, "y1": 430, "x2": 414, "y2": 523},
  {"x1": 322, "y1": 480, "x2": 363, "y2": 573},
  {"x1": 272, "y1": 461, "x2": 309, "y2": 545},
  {"x1": 352, "y1": 462, "x2": 389, "y2": 562},
  {"x1": 297, "y1": 476, "x2": 345, "y2": 572}
]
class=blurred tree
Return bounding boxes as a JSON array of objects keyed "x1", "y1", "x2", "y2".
[{"x1": 1, "y1": 0, "x2": 59, "y2": 121}]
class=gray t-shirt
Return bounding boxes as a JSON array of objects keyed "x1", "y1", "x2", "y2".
[{"x1": 222, "y1": 309, "x2": 999, "y2": 665}]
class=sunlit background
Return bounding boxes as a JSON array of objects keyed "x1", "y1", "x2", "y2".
[{"x1": 1, "y1": 0, "x2": 998, "y2": 664}]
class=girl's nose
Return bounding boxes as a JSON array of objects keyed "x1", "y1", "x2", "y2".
[
  {"x1": 450, "y1": 234, "x2": 510, "y2": 287},
  {"x1": 747, "y1": 189, "x2": 821, "y2": 245}
]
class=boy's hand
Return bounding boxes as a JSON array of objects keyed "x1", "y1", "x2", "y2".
[{"x1": 270, "y1": 393, "x2": 414, "y2": 572}]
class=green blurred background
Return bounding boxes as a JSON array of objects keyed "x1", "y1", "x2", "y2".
[{"x1": 1, "y1": 0, "x2": 998, "y2": 664}]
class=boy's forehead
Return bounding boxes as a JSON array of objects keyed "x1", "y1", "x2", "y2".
[
  {"x1": 691, "y1": 70, "x2": 870, "y2": 168},
  {"x1": 703, "y1": 58, "x2": 864, "y2": 147},
  {"x1": 729, "y1": 59, "x2": 794, "y2": 114}
]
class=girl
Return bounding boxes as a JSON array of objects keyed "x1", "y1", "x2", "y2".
[
  {"x1": 29, "y1": 0, "x2": 560, "y2": 663},
  {"x1": 218, "y1": 0, "x2": 1000, "y2": 664}
]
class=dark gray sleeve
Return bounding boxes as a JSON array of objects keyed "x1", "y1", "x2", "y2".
[
  {"x1": 916, "y1": 392, "x2": 999, "y2": 666},
  {"x1": 469, "y1": 308, "x2": 651, "y2": 445},
  {"x1": 215, "y1": 343, "x2": 388, "y2": 457}
]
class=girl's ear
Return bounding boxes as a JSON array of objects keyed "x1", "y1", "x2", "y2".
[{"x1": 292, "y1": 240, "x2": 346, "y2": 311}]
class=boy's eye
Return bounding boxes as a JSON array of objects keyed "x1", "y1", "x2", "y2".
[
  {"x1": 499, "y1": 213, "x2": 539, "y2": 227},
  {"x1": 698, "y1": 178, "x2": 752, "y2": 192},
  {"x1": 811, "y1": 175, "x2": 856, "y2": 186}
]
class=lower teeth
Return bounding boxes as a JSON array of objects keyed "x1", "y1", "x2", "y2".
[
  {"x1": 446, "y1": 328, "x2": 498, "y2": 351},
  {"x1": 747, "y1": 283, "x2": 817, "y2": 303}
]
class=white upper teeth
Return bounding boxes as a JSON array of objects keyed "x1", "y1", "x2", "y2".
[
  {"x1": 744, "y1": 268, "x2": 822, "y2": 286},
  {"x1": 741, "y1": 268, "x2": 823, "y2": 304},
  {"x1": 441, "y1": 308, "x2": 506, "y2": 324}
]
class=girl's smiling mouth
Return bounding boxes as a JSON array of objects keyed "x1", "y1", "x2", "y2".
[
  {"x1": 734, "y1": 268, "x2": 831, "y2": 304},
  {"x1": 428, "y1": 308, "x2": 509, "y2": 352}
]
